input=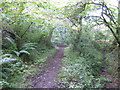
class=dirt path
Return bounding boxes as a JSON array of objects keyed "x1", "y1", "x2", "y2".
[
  {"x1": 27, "y1": 43, "x2": 67, "y2": 88},
  {"x1": 101, "y1": 48, "x2": 119, "y2": 88}
]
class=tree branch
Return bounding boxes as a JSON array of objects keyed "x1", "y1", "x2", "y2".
[
  {"x1": 101, "y1": 5, "x2": 120, "y2": 46},
  {"x1": 67, "y1": 17, "x2": 78, "y2": 27},
  {"x1": 21, "y1": 22, "x2": 33, "y2": 38}
]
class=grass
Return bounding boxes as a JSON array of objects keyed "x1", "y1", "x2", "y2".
[{"x1": 56, "y1": 46, "x2": 107, "y2": 88}]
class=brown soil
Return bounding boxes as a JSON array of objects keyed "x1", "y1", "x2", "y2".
[{"x1": 27, "y1": 43, "x2": 67, "y2": 88}]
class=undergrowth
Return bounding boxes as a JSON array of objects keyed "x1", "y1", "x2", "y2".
[
  {"x1": 57, "y1": 46, "x2": 109, "y2": 88},
  {"x1": 1, "y1": 46, "x2": 55, "y2": 88}
]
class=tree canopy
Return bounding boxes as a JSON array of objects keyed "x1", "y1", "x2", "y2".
[{"x1": 0, "y1": 0, "x2": 119, "y2": 88}]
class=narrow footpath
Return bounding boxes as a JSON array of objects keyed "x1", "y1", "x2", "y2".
[{"x1": 27, "y1": 43, "x2": 67, "y2": 88}]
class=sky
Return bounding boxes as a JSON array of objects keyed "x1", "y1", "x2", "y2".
[
  {"x1": 50, "y1": 0, "x2": 118, "y2": 8},
  {"x1": 3, "y1": 0, "x2": 118, "y2": 7}
]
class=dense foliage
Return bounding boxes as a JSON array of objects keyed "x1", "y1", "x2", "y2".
[
  {"x1": 0, "y1": 0, "x2": 119, "y2": 88},
  {"x1": 0, "y1": 1, "x2": 56, "y2": 88}
]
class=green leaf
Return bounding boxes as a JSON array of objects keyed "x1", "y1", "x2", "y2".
[
  {"x1": 4, "y1": 36, "x2": 15, "y2": 45},
  {"x1": 0, "y1": 54, "x2": 16, "y2": 65},
  {"x1": 12, "y1": 51, "x2": 20, "y2": 56},
  {"x1": 19, "y1": 50, "x2": 30, "y2": 55},
  {"x1": 3, "y1": 68, "x2": 13, "y2": 72},
  {"x1": 0, "y1": 72, "x2": 8, "y2": 79}
]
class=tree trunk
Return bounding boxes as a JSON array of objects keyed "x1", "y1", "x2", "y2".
[
  {"x1": 118, "y1": 0, "x2": 120, "y2": 46},
  {"x1": 73, "y1": 16, "x2": 82, "y2": 50},
  {"x1": 118, "y1": 1, "x2": 120, "y2": 85},
  {"x1": 46, "y1": 28, "x2": 54, "y2": 46}
]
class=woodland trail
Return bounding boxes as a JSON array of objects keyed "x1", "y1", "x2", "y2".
[
  {"x1": 27, "y1": 43, "x2": 67, "y2": 88},
  {"x1": 101, "y1": 49, "x2": 119, "y2": 88}
]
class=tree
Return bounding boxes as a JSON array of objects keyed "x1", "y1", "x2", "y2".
[
  {"x1": 118, "y1": 0, "x2": 120, "y2": 75},
  {"x1": 117, "y1": 0, "x2": 120, "y2": 45}
]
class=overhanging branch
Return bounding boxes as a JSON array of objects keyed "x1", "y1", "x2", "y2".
[{"x1": 21, "y1": 22, "x2": 33, "y2": 38}]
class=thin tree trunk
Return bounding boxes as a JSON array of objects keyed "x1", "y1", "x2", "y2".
[
  {"x1": 118, "y1": 0, "x2": 120, "y2": 46},
  {"x1": 118, "y1": 1, "x2": 120, "y2": 86},
  {"x1": 46, "y1": 28, "x2": 54, "y2": 46}
]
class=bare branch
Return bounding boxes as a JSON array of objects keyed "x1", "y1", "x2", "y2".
[{"x1": 21, "y1": 22, "x2": 33, "y2": 38}]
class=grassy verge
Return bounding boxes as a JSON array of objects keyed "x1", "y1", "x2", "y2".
[{"x1": 56, "y1": 46, "x2": 108, "y2": 88}]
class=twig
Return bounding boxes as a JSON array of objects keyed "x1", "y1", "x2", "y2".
[{"x1": 21, "y1": 22, "x2": 33, "y2": 38}]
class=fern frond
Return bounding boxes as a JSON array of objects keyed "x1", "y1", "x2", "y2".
[
  {"x1": 4, "y1": 36, "x2": 15, "y2": 45},
  {"x1": 19, "y1": 50, "x2": 30, "y2": 55},
  {"x1": 3, "y1": 68, "x2": 12, "y2": 72},
  {"x1": 0, "y1": 54, "x2": 16, "y2": 65},
  {"x1": 12, "y1": 51, "x2": 20, "y2": 56},
  {"x1": 0, "y1": 72, "x2": 8, "y2": 79},
  {"x1": 20, "y1": 43, "x2": 37, "y2": 50}
]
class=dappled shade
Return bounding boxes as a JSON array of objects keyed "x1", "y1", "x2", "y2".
[{"x1": 0, "y1": 0, "x2": 119, "y2": 89}]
